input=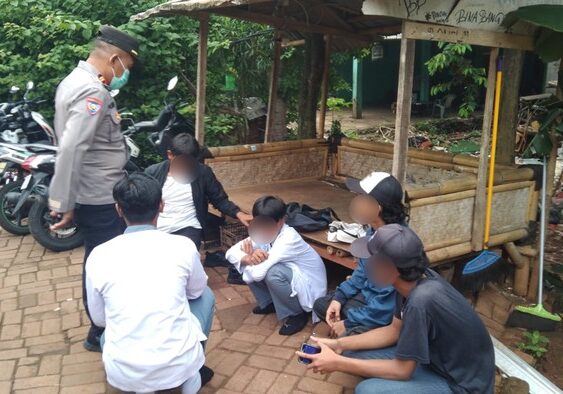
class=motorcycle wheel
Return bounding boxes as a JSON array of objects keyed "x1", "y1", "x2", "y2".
[
  {"x1": 28, "y1": 198, "x2": 84, "y2": 252},
  {"x1": 0, "y1": 180, "x2": 30, "y2": 235}
]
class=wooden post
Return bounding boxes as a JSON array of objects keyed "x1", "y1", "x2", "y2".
[
  {"x1": 391, "y1": 26, "x2": 415, "y2": 186},
  {"x1": 195, "y1": 14, "x2": 209, "y2": 145},
  {"x1": 472, "y1": 48, "x2": 499, "y2": 251},
  {"x1": 317, "y1": 35, "x2": 332, "y2": 139},
  {"x1": 264, "y1": 31, "x2": 282, "y2": 143},
  {"x1": 352, "y1": 57, "x2": 363, "y2": 119},
  {"x1": 496, "y1": 49, "x2": 524, "y2": 165}
]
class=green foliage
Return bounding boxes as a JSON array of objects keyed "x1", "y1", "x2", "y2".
[
  {"x1": 425, "y1": 42, "x2": 486, "y2": 118},
  {"x1": 517, "y1": 330, "x2": 550, "y2": 359}
]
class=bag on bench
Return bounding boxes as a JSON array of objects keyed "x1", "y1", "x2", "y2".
[{"x1": 285, "y1": 203, "x2": 340, "y2": 232}]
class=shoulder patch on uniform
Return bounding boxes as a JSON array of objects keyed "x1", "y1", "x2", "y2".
[{"x1": 86, "y1": 96, "x2": 103, "y2": 116}]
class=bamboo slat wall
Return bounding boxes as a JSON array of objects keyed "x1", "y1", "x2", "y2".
[{"x1": 206, "y1": 146, "x2": 327, "y2": 189}]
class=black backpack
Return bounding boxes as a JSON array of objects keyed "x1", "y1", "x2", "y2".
[{"x1": 285, "y1": 203, "x2": 340, "y2": 232}]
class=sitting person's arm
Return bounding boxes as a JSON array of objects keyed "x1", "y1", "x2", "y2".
[
  {"x1": 297, "y1": 317, "x2": 416, "y2": 380},
  {"x1": 333, "y1": 258, "x2": 370, "y2": 303},
  {"x1": 185, "y1": 241, "x2": 208, "y2": 300},
  {"x1": 343, "y1": 286, "x2": 395, "y2": 330},
  {"x1": 241, "y1": 230, "x2": 300, "y2": 282},
  {"x1": 85, "y1": 250, "x2": 106, "y2": 328},
  {"x1": 202, "y1": 166, "x2": 252, "y2": 225}
]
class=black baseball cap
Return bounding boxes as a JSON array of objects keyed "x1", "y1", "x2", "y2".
[
  {"x1": 351, "y1": 224, "x2": 425, "y2": 268},
  {"x1": 346, "y1": 172, "x2": 403, "y2": 206},
  {"x1": 97, "y1": 25, "x2": 140, "y2": 60}
]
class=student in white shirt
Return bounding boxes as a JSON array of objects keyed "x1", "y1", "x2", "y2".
[
  {"x1": 226, "y1": 196, "x2": 327, "y2": 335},
  {"x1": 145, "y1": 133, "x2": 252, "y2": 249},
  {"x1": 86, "y1": 173, "x2": 215, "y2": 394}
]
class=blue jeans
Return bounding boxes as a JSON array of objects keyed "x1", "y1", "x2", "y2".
[
  {"x1": 101, "y1": 287, "x2": 215, "y2": 394},
  {"x1": 248, "y1": 264, "x2": 303, "y2": 320},
  {"x1": 346, "y1": 346, "x2": 452, "y2": 394}
]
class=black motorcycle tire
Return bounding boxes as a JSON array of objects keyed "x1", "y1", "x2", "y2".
[
  {"x1": 28, "y1": 198, "x2": 84, "y2": 252},
  {"x1": 0, "y1": 180, "x2": 30, "y2": 235}
]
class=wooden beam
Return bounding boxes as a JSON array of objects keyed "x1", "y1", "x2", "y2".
[
  {"x1": 195, "y1": 13, "x2": 209, "y2": 144},
  {"x1": 264, "y1": 31, "x2": 282, "y2": 143},
  {"x1": 496, "y1": 49, "x2": 524, "y2": 165},
  {"x1": 359, "y1": 25, "x2": 402, "y2": 36},
  {"x1": 213, "y1": 8, "x2": 373, "y2": 43},
  {"x1": 403, "y1": 21, "x2": 534, "y2": 50},
  {"x1": 317, "y1": 35, "x2": 332, "y2": 138},
  {"x1": 281, "y1": 38, "x2": 305, "y2": 48},
  {"x1": 472, "y1": 48, "x2": 499, "y2": 251},
  {"x1": 392, "y1": 25, "x2": 415, "y2": 186},
  {"x1": 352, "y1": 57, "x2": 362, "y2": 119}
]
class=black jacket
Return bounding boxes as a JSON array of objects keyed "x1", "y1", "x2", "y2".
[{"x1": 145, "y1": 160, "x2": 240, "y2": 228}]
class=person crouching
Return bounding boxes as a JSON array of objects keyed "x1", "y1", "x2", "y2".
[{"x1": 226, "y1": 196, "x2": 327, "y2": 335}]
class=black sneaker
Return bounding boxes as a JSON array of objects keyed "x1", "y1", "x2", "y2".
[
  {"x1": 252, "y1": 303, "x2": 276, "y2": 315},
  {"x1": 83, "y1": 326, "x2": 103, "y2": 352},
  {"x1": 227, "y1": 266, "x2": 246, "y2": 285},
  {"x1": 204, "y1": 251, "x2": 230, "y2": 268},
  {"x1": 199, "y1": 365, "x2": 215, "y2": 387},
  {"x1": 279, "y1": 312, "x2": 308, "y2": 336}
]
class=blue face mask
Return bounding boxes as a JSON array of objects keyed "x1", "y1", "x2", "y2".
[{"x1": 109, "y1": 57, "x2": 130, "y2": 90}]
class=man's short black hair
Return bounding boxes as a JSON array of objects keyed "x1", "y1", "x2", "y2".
[
  {"x1": 252, "y1": 195, "x2": 286, "y2": 222},
  {"x1": 169, "y1": 133, "x2": 200, "y2": 159},
  {"x1": 113, "y1": 173, "x2": 162, "y2": 224},
  {"x1": 397, "y1": 252, "x2": 429, "y2": 282}
]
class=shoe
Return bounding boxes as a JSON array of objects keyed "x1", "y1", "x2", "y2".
[
  {"x1": 279, "y1": 312, "x2": 308, "y2": 336},
  {"x1": 253, "y1": 303, "x2": 276, "y2": 315},
  {"x1": 83, "y1": 339, "x2": 101, "y2": 353},
  {"x1": 199, "y1": 365, "x2": 215, "y2": 387},
  {"x1": 227, "y1": 266, "x2": 246, "y2": 285},
  {"x1": 204, "y1": 251, "x2": 230, "y2": 268}
]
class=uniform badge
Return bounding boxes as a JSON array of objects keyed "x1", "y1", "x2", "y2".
[{"x1": 86, "y1": 97, "x2": 103, "y2": 116}]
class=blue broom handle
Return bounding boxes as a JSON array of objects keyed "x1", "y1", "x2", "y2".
[{"x1": 538, "y1": 155, "x2": 547, "y2": 305}]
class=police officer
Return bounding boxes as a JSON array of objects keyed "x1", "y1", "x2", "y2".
[{"x1": 49, "y1": 25, "x2": 139, "y2": 352}]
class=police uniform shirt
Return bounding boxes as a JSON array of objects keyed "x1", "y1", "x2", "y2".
[{"x1": 49, "y1": 60, "x2": 127, "y2": 212}]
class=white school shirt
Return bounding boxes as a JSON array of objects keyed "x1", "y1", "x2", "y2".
[
  {"x1": 157, "y1": 176, "x2": 201, "y2": 233},
  {"x1": 86, "y1": 227, "x2": 208, "y2": 393},
  {"x1": 226, "y1": 224, "x2": 327, "y2": 321}
]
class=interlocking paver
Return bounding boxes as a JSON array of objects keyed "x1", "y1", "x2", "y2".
[{"x1": 0, "y1": 229, "x2": 358, "y2": 393}]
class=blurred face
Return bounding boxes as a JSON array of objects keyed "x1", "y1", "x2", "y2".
[
  {"x1": 248, "y1": 216, "x2": 283, "y2": 245},
  {"x1": 167, "y1": 152, "x2": 197, "y2": 183},
  {"x1": 367, "y1": 256, "x2": 399, "y2": 287},
  {"x1": 349, "y1": 195, "x2": 381, "y2": 226}
]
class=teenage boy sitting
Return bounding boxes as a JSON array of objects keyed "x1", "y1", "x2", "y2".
[
  {"x1": 298, "y1": 224, "x2": 495, "y2": 394},
  {"x1": 226, "y1": 196, "x2": 327, "y2": 335},
  {"x1": 145, "y1": 133, "x2": 252, "y2": 249},
  {"x1": 314, "y1": 172, "x2": 407, "y2": 337},
  {"x1": 86, "y1": 173, "x2": 216, "y2": 393}
]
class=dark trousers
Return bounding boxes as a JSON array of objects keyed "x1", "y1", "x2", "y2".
[
  {"x1": 75, "y1": 204, "x2": 125, "y2": 342},
  {"x1": 313, "y1": 291, "x2": 371, "y2": 335},
  {"x1": 172, "y1": 226, "x2": 203, "y2": 250}
]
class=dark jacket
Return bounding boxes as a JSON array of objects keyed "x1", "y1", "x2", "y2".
[{"x1": 145, "y1": 160, "x2": 240, "y2": 229}]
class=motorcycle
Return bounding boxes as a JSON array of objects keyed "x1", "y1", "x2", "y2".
[
  {"x1": 0, "y1": 81, "x2": 56, "y2": 185},
  {"x1": 0, "y1": 81, "x2": 56, "y2": 145},
  {"x1": 0, "y1": 143, "x2": 57, "y2": 235}
]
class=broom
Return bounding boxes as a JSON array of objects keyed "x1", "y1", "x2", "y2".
[
  {"x1": 506, "y1": 155, "x2": 561, "y2": 331},
  {"x1": 457, "y1": 55, "x2": 509, "y2": 293}
]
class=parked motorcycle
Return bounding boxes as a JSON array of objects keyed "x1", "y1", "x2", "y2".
[
  {"x1": 0, "y1": 143, "x2": 57, "y2": 235},
  {"x1": 0, "y1": 81, "x2": 56, "y2": 145}
]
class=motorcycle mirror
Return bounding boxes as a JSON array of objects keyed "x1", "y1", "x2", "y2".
[
  {"x1": 26, "y1": 81, "x2": 34, "y2": 90},
  {"x1": 10, "y1": 86, "x2": 20, "y2": 94},
  {"x1": 110, "y1": 89, "x2": 120, "y2": 97},
  {"x1": 167, "y1": 76, "x2": 178, "y2": 91}
]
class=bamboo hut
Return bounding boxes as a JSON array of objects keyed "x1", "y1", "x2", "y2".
[{"x1": 132, "y1": 0, "x2": 550, "y2": 297}]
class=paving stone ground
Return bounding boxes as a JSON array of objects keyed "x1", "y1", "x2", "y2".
[{"x1": 0, "y1": 230, "x2": 362, "y2": 394}]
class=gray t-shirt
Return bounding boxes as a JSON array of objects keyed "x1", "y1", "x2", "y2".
[{"x1": 395, "y1": 269, "x2": 495, "y2": 393}]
